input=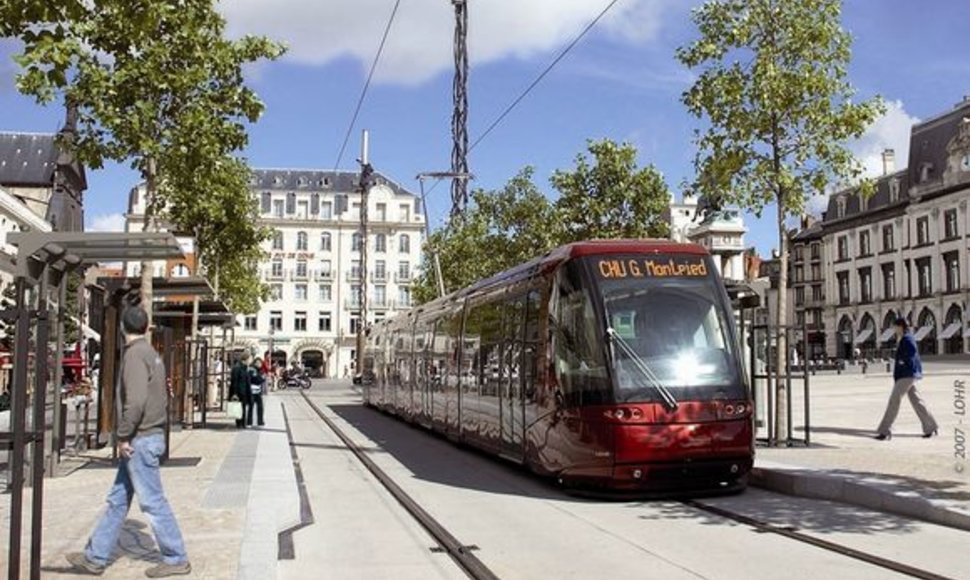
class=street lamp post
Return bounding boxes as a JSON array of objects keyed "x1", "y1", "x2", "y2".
[{"x1": 416, "y1": 171, "x2": 473, "y2": 299}]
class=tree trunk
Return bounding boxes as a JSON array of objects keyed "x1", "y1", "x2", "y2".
[
  {"x1": 191, "y1": 238, "x2": 202, "y2": 340},
  {"x1": 140, "y1": 156, "x2": 157, "y2": 326},
  {"x1": 774, "y1": 196, "x2": 789, "y2": 444}
]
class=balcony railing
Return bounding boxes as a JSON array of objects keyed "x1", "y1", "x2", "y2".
[
  {"x1": 395, "y1": 272, "x2": 412, "y2": 283},
  {"x1": 346, "y1": 270, "x2": 362, "y2": 282},
  {"x1": 266, "y1": 269, "x2": 284, "y2": 281},
  {"x1": 372, "y1": 270, "x2": 388, "y2": 282},
  {"x1": 291, "y1": 269, "x2": 309, "y2": 281}
]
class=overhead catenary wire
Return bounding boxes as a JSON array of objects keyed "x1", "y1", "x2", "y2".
[
  {"x1": 333, "y1": 0, "x2": 403, "y2": 172},
  {"x1": 426, "y1": 0, "x2": 625, "y2": 200}
]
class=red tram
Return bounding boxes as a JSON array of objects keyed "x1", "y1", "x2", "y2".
[{"x1": 362, "y1": 240, "x2": 754, "y2": 494}]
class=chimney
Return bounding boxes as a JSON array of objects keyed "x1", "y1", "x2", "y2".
[{"x1": 881, "y1": 148, "x2": 895, "y2": 175}]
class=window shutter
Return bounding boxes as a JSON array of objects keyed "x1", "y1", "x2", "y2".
[
  {"x1": 286, "y1": 192, "x2": 296, "y2": 214},
  {"x1": 261, "y1": 192, "x2": 271, "y2": 213},
  {"x1": 311, "y1": 193, "x2": 320, "y2": 215}
]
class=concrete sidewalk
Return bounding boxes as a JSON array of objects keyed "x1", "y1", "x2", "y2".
[
  {"x1": 0, "y1": 395, "x2": 300, "y2": 579},
  {"x1": 751, "y1": 364, "x2": 970, "y2": 531}
]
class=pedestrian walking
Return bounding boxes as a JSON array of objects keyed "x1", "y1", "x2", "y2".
[
  {"x1": 230, "y1": 352, "x2": 253, "y2": 429},
  {"x1": 66, "y1": 307, "x2": 191, "y2": 577},
  {"x1": 875, "y1": 317, "x2": 939, "y2": 440},
  {"x1": 249, "y1": 358, "x2": 266, "y2": 427}
]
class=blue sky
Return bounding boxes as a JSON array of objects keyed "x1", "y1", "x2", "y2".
[{"x1": 2, "y1": 0, "x2": 970, "y2": 256}]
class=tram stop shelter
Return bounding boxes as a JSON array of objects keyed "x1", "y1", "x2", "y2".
[
  {"x1": 1, "y1": 232, "x2": 185, "y2": 580},
  {"x1": 91, "y1": 276, "x2": 233, "y2": 458}
]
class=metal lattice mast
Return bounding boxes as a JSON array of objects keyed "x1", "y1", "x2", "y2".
[{"x1": 450, "y1": 0, "x2": 469, "y2": 218}]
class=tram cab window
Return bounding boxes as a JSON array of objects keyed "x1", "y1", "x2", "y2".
[{"x1": 551, "y1": 264, "x2": 610, "y2": 406}]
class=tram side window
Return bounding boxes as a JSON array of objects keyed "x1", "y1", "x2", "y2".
[
  {"x1": 503, "y1": 296, "x2": 525, "y2": 400},
  {"x1": 552, "y1": 266, "x2": 610, "y2": 406},
  {"x1": 524, "y1": 290, "x2": 541, "y2": 403},
  {"x1": 462, "y1": 306, "x2": 482, "y2": 396},
  {"x1": 442, "y1": 309, "x2": 464, "y2": 393}
]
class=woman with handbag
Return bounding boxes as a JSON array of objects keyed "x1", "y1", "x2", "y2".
[
  {"x1": 229, "y1": 353, "x2": 252, "y2": 428},
  {"x1": 249, "y1": 358, "x2": 266, "y2": 427}
]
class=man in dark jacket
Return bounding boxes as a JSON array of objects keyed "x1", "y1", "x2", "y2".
[
  {"x1": 230, "y1": 352, "x2": 253, "y2": 428},
  {"x1": 875, "y1": 317, "x2": 939, "y2": 440},
  {"x1": 67, "y1": 307, "x2": 191, "y2": 577}
]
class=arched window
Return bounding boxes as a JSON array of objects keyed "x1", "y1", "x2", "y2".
[
  {"x1": 272, "y1": 230, "x2": 284, "y2": 251},
  {"x1": 297, "y1": 231, "x2": 308, "y2": 251},
  {"x1": 171, "y1": 263, "x2": 190, "y2": 278},
  {"x1": 320, "y1": 232, "x2": 331, "y2": 251},
  {"x1": 399, "y1": 234, "x2": 410, "y2": 253},
  {"x1": 352, "y1": 232, "x2": 363, "y2": 252}
]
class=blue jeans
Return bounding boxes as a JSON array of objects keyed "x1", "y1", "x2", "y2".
[{"x1": 85, "y1": 433, "x2": 188, "y2": 566}]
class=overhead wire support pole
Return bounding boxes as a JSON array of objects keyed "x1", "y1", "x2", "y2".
[
  {"x1": 417, "y1": 171, "x2": 473, "y2": 298},
  {"x1": 356, "y1": 130, "x2": 372, "y2": 376},
  {"x1": 450, "y1": 0, "x2": 470, "y2": 219}
]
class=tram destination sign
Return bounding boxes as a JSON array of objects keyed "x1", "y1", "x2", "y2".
[{"x1": 596, "y1": 256, "x2": 709, "y2": 279}]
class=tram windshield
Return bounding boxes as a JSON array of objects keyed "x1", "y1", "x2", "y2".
[{"x1": 587, "y1": 254, "x2": 744, "y2": 403}]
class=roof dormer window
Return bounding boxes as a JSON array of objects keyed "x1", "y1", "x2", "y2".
[
  {"x1": 273, "y1": 175, "x2": 283, "y2": 187},
  {"x1": 859, "y1": 191, "x2": 868, "y2": 212},
  {"x1": 889, "y1": 178, "x2": 900, "y2": 203},
  {"x1": 919, "y1": 162, "x2": 933, "y2": 183},
  {"x1": 836, "y1": 196, "x2": 846, "y2": 218},
  {"x1": 297, "y1": 176, "x2": 307, "y2": 187}
]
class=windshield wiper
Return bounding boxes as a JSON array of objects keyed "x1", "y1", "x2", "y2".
[{"x1": 607, "y1": 327, "x2": 679, "y2": 412}]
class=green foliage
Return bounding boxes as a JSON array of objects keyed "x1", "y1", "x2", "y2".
[
  {"x1": 552, "y1": 139, "x2": 671, "y2": 241},
  {"x1": 676, "y1": 0, "x2": 885, "y2": 215},
  {"x1": 413, "y1": 140, "x2": 672, "y2": 304}
]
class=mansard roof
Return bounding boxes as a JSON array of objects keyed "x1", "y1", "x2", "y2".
[
  {"x1": 251, "y1": 168, "x2": 417, "y2": 198},
  {"x1": 0, "y1": 133, "x2": 59, "y2": 186}
]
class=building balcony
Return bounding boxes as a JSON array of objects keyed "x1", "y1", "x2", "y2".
[
  {"x1": 291, "y1": 269, "x2": 309, "y2": 281},
  {"x1": 266, "y1": 270, "x2": 284, "y2": 281},
  {"x1": 346, "y1": 271, "x2": 362, "y2": 282},
  {"x1": 372, "y1": 271, "x2": 388, "y2": 283},
  {"x1": 371, "y1": 298, "x2": 390, "y2": 310},
  {"x1": 395, "y1": 272, "x2": 412, "y2": 284},
  {"x1": 344, "y1": 298, "x2": 362, "y2": 309},
  {"x1": 315, "y1": 270, "x2": 333, "y2": 281}
]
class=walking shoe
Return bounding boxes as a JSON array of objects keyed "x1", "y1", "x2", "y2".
[
  {"x1": 145, "y1": 561, "x2": 192, "y2": 578},
  {"x1": 923, "y1": 429, "x2": 938, "y2": 438},
  {"x1": 65, "y1": 552, "x2": 104, "y2": 575},
  {"x1": 874, "y1": 433, "x2": 892, "y2": 441}
]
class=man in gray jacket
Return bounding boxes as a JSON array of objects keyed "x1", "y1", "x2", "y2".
[{"x1": 67, "y1": 307, "x2": 191, "y2": 577}]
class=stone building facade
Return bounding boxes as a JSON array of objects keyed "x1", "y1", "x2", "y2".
[{"x1": 125, "y1": 168, "x2": 424, "y2": 377}]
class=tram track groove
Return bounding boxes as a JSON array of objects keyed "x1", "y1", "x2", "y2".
[
  {"x1": 682, "y1": 500, "x2": 958, "y2": 580},
  {"x1": 298, "y1": 390, "x2": 500, "y2": 580}
]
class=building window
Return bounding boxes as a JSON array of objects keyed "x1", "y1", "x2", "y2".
[
  {"x1": 294, "y1": 311, "x2": 307, "y2": 332},
  {"x1": 397, "y1": 261, "x2": 410, "y2": 282},
  {"x1": 320, "y1": 232, "x2": 331, "y2": 251},
  {"x1": 261, "y1": 192, "x2": 272, "y2": 214},
  {"x1": 812, "y1": 284, "x2": 823, "y2": 302},
  {"x1": 944, "y1": 209, "x2": 959, "y2": 240},
  {"x1": 859, "y1": 192, "x2": 869, "y2": 212},
  {"x1": 295, "y1": 283, "x2": 308, "y2": 301},
  {"x1": 882, "y1": 225, "x2": 894, "y2": 252},
  {"x1": 374, "y1": 260, "x2": 386, "y2": 281},
  {"x1": 272, "y1": 199, "x2": 284, "y2": 218},
  {"x1": 794, "y1": 265, "x2": 804, "y2": 283},
  {"x1": 810, "y1": 243, "x2": 820, "y2": 260},
  {"x1": 889, "y1": 178, "x2": 900, "y2": 202},
  {"x1": 244, "y1": 316, "x2": 257, "y2": 331},
  {"x1": 321, "y1": 201, "x2": 333, "y2": 220},
  {"x1": 400, "y1": 204, "x2": 411, "y2": 222},
  {"x1": 836, "y1": 197, "x2": 846, "y2": 218},
  {"x1": 859, "y1": 231, "x2": 871, "y2": 256},
  {"x1": 270, "y1": 311, "x2": 283, "y2": 331},
  {"x1": 859, "y1": 268, "x2": 872, "y2": 303},
  {"x1": 319, "y1": 259, "x2": 332, "y2": 278},
  {"x1": 296, "y1": 231, "x2": 308, "y2": 251},
  {"x1": 374, "y1": 285, "x2": 386, "y2": 307},
  {"x1": 376, "y1": 203, "x2": 387, "y2": 221},
  {"x1": 795, "y1": 287, "x2": 805, "y2": 306},
  {"x1": 916, "y1": 216, "x2": 930, "y2": 245},
  {"x1": 296, "y1": 259, "x2": 308, "y2": 278},
  {"x1": 399, "y1": 234, "x2": 410, "y2": 253},
  {"x1": 375, "y1": 233, "x2": 386, "y2": 253},
  {"x1": 272, "y1": 230, "x2": 283, "y2": 251},
  {"x1": 271, "y1": 258, "x2": 283, "y2": 279},
  {"x1": 917, "y1": 258, "x2": 932, "y2": 297},
  {"x1": 837, "y1": 236, "x2": 848, "y2": 261},
  {"x1": 837, "y1": 272, "x2": 850, "y2": 305},
  {"x1": 318, "y1": 312, "x2": 332, "y2": 332},
  {"x1": 794, "y1": 246, "x2": 804, "y2": 262},
  {"x1": 944, "y1": 251, "x2": 960, "y2": 292},
  {"x1": 811, "y1": 264, "x2": 820, "y2": 280},
  {"x1": 398, "y1": 286, "x2": 411, "y2": 308},
  {"x1": 350, "y1": 316, "x2": 361, "y2": 335},
  {"x1": 296, "y1": 200, "x2": 308, "y2": 219},
  {"x1": 286, "y1": 192, "x2": 296, "y2": 214},
  {"x1": 318, "y1": 284, "x2": 332, "y2": 302},
  {"x1": 350, "y1": 260, "x2": 362, "y2": 280},
  {"x1": 269, "y1": 284, "x2": 283, "y2": 301},
  {"x1": 352, "y1": 232, "x2": 362, "y2": 252},
  {"x1": 351, "y1": 284, "x2": 362, "y2": 307},
  {"x1": 882, "y1": 264, "x2": 895, "y2": 300},
  {"x1": 796, "y1": 310, "x2": 806, "y2": 326},
  {"x1": 812, "y1": 310, "x2": 823, "y2": 326}
]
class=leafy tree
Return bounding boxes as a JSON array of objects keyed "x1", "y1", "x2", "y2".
[
  {"x1": 12, "y1": 0, "x2": 284, "y2": 321},
  {"x1": 552, "y1": 139, "x2": 671, "y2": 242},
  {"x1": 677, "y1": 0, "x2": 884, "y2": 442},
  {"x1": 414, "y1": 168, "x2": 558, "y2": 304}
]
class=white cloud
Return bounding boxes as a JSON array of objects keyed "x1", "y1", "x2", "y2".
[
  {"x1": 86, "y1": 212, "x2": 126, "y2": 233},
  {"x1": 805, "y1": 99, "x2": 918, "y2": 217},
  {"x1": 850, "y1": 99, "x2": 918, "y2": 178},
  {"x1": 220, "y1": 0, "x2": 676, "y2": 85}
]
